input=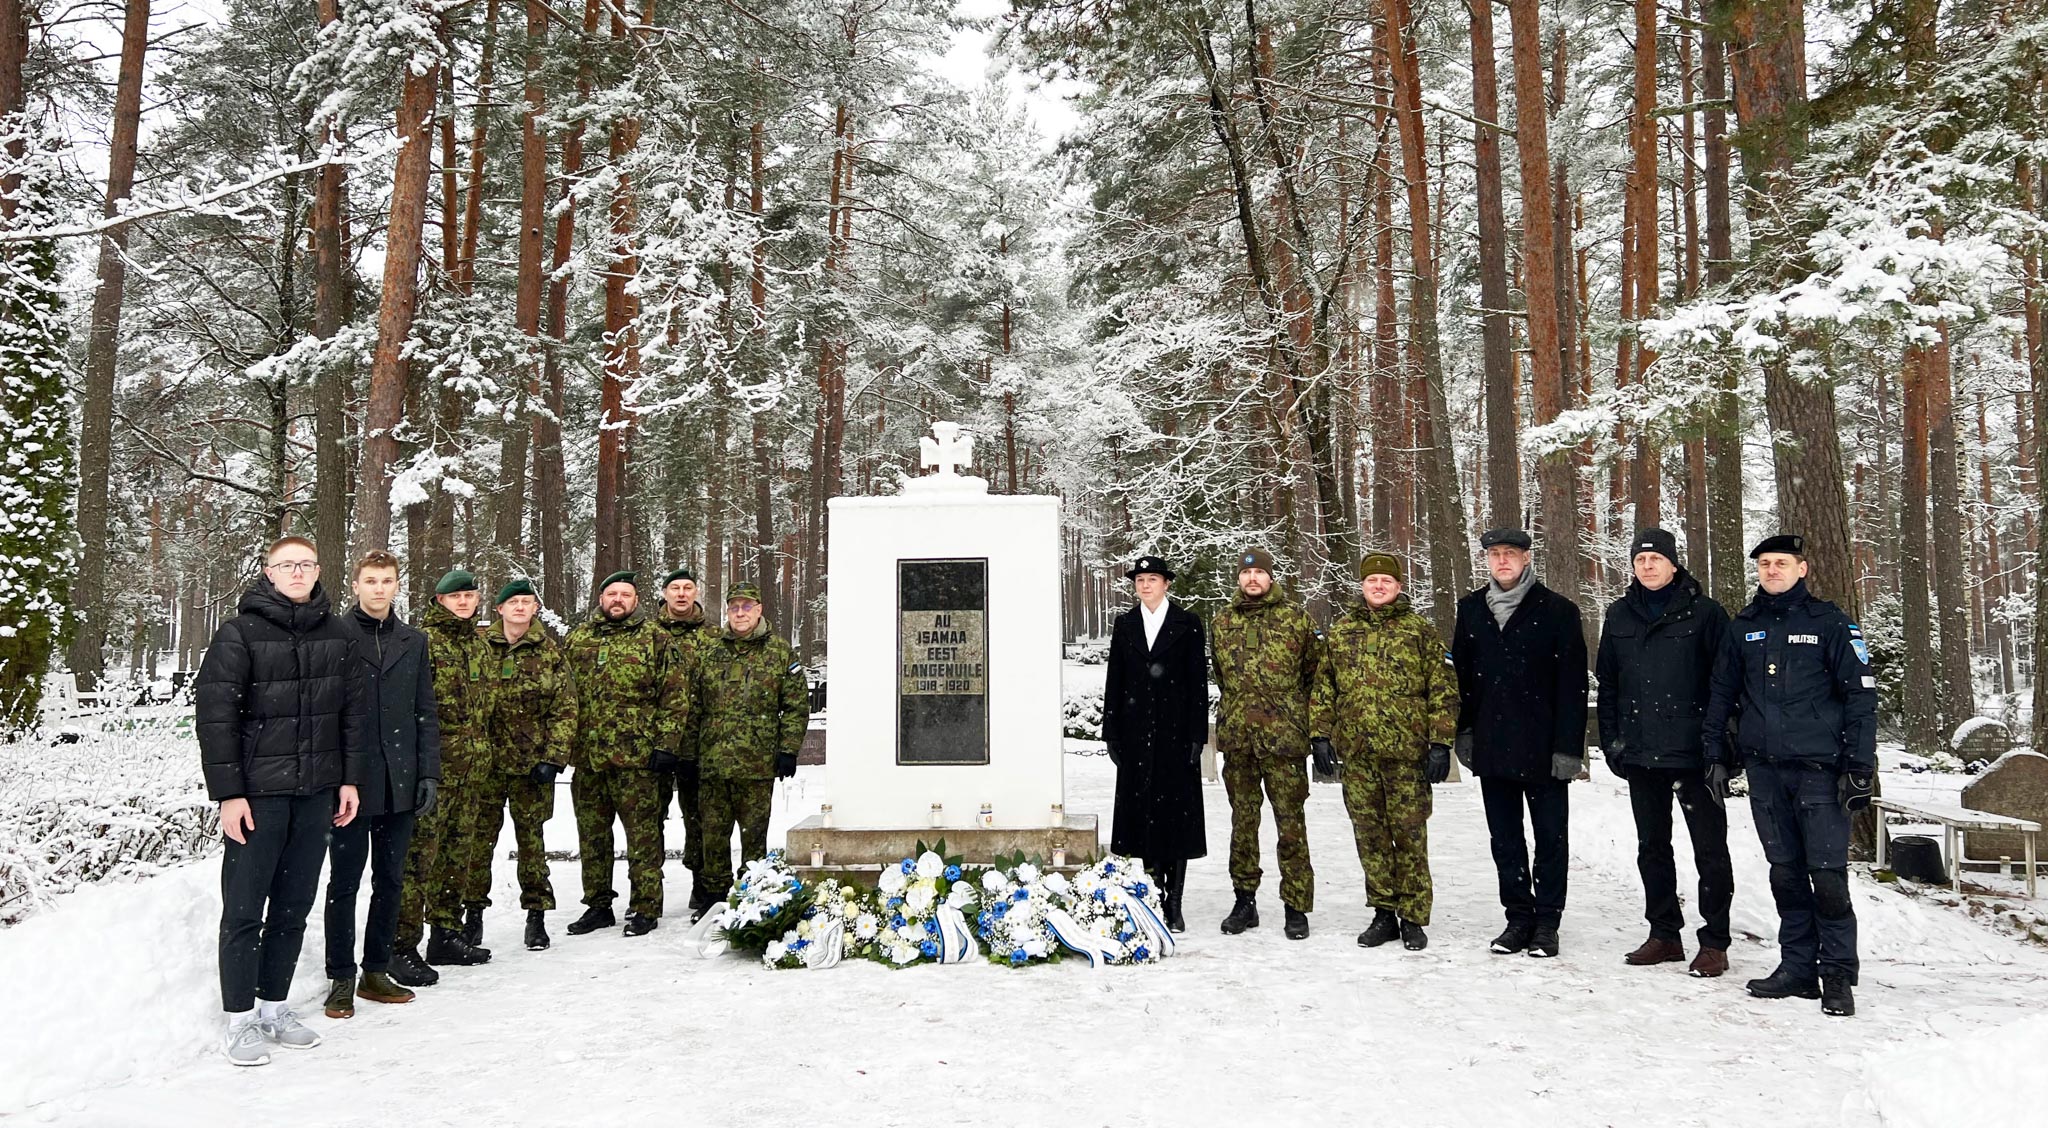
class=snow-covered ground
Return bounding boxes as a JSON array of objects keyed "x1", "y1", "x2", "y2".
[{"x1": 5, "y1": 746, "x2": 2047, "y2": 1125}]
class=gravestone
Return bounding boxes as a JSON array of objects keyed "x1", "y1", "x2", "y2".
[
  {"x1": 1950, "y1": 717, "x2": 2013, "y2": 766},
  {"x1": 1958, "y1": 750, "x2": 2048, "y2": 862},
  {"x1": 784, "y1": 422, "x2": 1097, "y2": 872}
]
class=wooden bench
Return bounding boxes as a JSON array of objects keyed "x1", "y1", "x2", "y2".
[
  {"x1": 1873, "y1": 797, "x2": 2040, "y2": 898},
  {"x1": 39, "y1": 672, "x2": 108, "y2": 725}
]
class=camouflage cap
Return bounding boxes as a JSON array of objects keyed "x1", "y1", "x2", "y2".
[
  {"x1": 1360, "y1": 552, "x2": 1405, "y2": 583},
  {"x1": 726, "y1": 582, "x2": 763, "y2": 604},
  {"x1": 434, "y1": 568, "x2": 479, "y2": 595},
  {"x1": 598, "y1": 569, "x2": 637, "y2": 595},
  {"x1": 662, "y1": 567, "x2": 695, "y2": 587},
  {"x1": 1235, "y1": 547, "x2": 1277, "y2": 575},
  {"x1": 495, "y1": 577, "x2": 536, "y2": 606}
]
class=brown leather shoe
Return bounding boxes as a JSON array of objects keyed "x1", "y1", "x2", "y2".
[
  {"x1": 1688, "y1": 947, "x2": 1729, "y2": 978},
  {"x1": 1624, "y1": 937, "x2": 1687, "y2": 965}
]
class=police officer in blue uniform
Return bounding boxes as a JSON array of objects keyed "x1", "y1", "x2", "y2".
[{"x1": 1703, "y1": 534, "x2": 1876, "y2": 1017}]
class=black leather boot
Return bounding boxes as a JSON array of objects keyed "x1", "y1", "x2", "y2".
[
  {"x1": 1820, "y1": 973, "x2": 1855, "y2": 1016},
  {"x1": 389, "y1": 946, "x2": 439, "y2": 987},
  {"x1": 1747, "y1": 965, "x2": 1822, "y2": 1000},
  {"x1": 1358, "y1": 909, "x2": 1399, "y2": 948},
  {"x1": 566, "y1": 904, "x2": 617, "y2": 935},
  {"x1": 524, "y1": 909, "x2": 550, "y2": 951},
  {"x1": 1221, "y1": 892, "x2": 1259, "y2": 934},
  {"x1": 425, "y1": 925, "x2": 491, "y2": 966},
  {"x1": 462, "y1": 905, "x2": 485, "y2": 949}
]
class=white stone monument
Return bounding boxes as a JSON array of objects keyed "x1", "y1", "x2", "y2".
[{"x1": 785, "y1": 422, "x2": 1097, "y2": 871}]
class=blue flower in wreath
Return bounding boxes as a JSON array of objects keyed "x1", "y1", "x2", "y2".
[
  {"x1": 993, "y1": 902, "x2": 1010, "y2": 919},
  {"x1": 738, "y1": 881, "x2": 749, "y2": 892},
  {"x1": 1119, "y1": 929, "x2": 1135, "y2": 942},
  {"x1": 900, "y1": 859, "x2": 915, "y2": 875},
  {"x1": 802, "y1": 906, "x2": 818, "y2": 920},
  {"x1": 1104, "y1": 861, "x2": 1117, "y2": 875},
  {"x1": 979, "y1": 924, "x2": 993, "y2": 940},
  {"x1": 791, "y1": 938, "x2": 809, "y2": 951},
  {"x1": 944, "y1": 864, "x2": 961, "y2": 881},
  {"x1": 1012, "y1": 888, "x2": 1029, "y2": 902},
  {"x1": 1131, "y1": 882, "x2": 1149, "y2": 898},
  {"x1": 924, "y1": 918, "x2": 939, "y2": 935},
  {"x1": 887, "y1": 896, "x2": 903, "y2": 908},
  {"x1": 920, "y1": 939, "x2": 938, "y2": 957},
  {"x1": 891, "y1": 913, "x2": 906, "y2": 930},
  {"x1": 1009, "y1": 949, "x2": 1028, "y2": 966},
  {"x1": 790, "y1": 880, "x2": 803, "y2": 893},
  {"x1": 1133, "y1": 945, "x2": 1150, "y2": 961},
  {"x1": 1092, "y1": 888, "x2": 1108, "y2": 903},
  {"x1": 768, "y1": 904, "x2": 780, "y2": 916}
]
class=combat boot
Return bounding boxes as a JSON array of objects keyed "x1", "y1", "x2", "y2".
[
  {"x1": 623, "y1": 911, "x2": 659, "y2": 937},
  {"x1": 1745, "y1": 966, "x2": 1822, "y2": 1000},
  {"x1": 1283, "y1": 907, "x2": 1310, "y2": 940},
  {"x1": 1489, "y1": 919, "x2": 1534, "y2": 954},
  {"x1": 1358, "y1": 909, "x2": 1399, "y2": 948},
  {"x1": 525, "y1": 909, "x2": 551, "y2": 951},
  {"x1": 356, "y1": 971, "x2": 415, "y2": 1005},
  {"x1": 690, "y1": 899, "x2": 716, "y2": 924},
  {"x1": 1526, "y1": 922, "x2": 1560, "y2": 958},
  {"x1": 390, "y1": 946, "x2": 439, "y2": 987},
  {"x1": 1820, "y1": 974, "x2": 1855, "y2": 1017},
  {"x1": 1399, "y1": 919, "x2": 1428, "y2": 951},
  {"x1": 323, "y1": 976, "x2": 355, "y2": 1020},
  {"x1": 463, "y1": 905, "x2": 486, "y2": 949},
  {"x1": 426, "y1": 925, "x2": 492, "y2": 966},
  {"x1": 566, "y1": 904, "x2": 617, "y2": 935},
  {"x1": 1220, "y1": 892, "x2": 1259, "y2": 935}
]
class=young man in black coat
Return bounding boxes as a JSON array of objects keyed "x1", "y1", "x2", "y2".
[
  {"x1": 1452, "y1": 528, "x2": 1588, "y2": 958},
  {"x1": 1595, "y1": 528, "x2": 1734, "y2": 978},
  {"x1": 323, "y1": 549, "x2": 444, "y2": 1017},
  {"x1": 1101, "y1": 556, "x2": 1209, "y2": 932},
  {"x1": 195, "y1": 536, "x2": 368, "y2": 1066}
]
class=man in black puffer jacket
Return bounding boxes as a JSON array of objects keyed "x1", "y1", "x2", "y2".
[
  {"x1": 195, "y1": 536, "x2": 368, "y2": 1067},
  {"x1": 1596, "y1": 528, "x2": 1734, "y2": 978}
]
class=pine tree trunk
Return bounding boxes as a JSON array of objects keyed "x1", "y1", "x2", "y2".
[
  {"x1": 495, "y1": 0, "x2": 547, "y2": 566},
  {"x1": 68, "y1": 0, "x2": 150, "y2": 685},
  {"x1": 1700, "y1": 10, "x2": 1743, "y2": 610},
  {"x1": 1926, "y1": 318, "x2": 1975, "y2": 734},
  {"x1": 356, "y1": 23, "x2": 442, "y2": 553},
  {"x1": 1628, "y1": 0, "x2": 1661, "y2": 529},
  {"x1": 311, "y1": 0, "x2": 352, "y2": 585},
  {"x1": 536, "y1": 0, "x2": 599, "y2": 610},
  {"x1": 747, "y1": 116, "x2": 778, "y2": 621},
  {"x1": 1468, "y1": 0, "x2": 1517, "y2": 532},
  {"x1": 1901, "y1": 343, "x2": 1938, "y2": 754}
]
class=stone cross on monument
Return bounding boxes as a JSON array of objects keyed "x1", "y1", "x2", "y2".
[{"x1": 920, "y1": 421, "x2": 973, "y2": 478}]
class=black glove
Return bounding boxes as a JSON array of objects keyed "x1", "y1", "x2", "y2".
[
  {"x1": 677, "y1": 757, "x2": 699, "y2": 788},
  {"x1": 1310, "y1": 737, "x2": 1338, "y2": 777},
  {"x1": 1426, "y1": 743, "x2": 1451, "y2": 785},
  {"x1": 1104, "y1": 741, "x2": 1121, "y2": 766},
  {"x1": 1190, "y1": 741, "x2": 1205, "y2": 767},
  {"x1": 774, "y1": 751, "x2": 799, "y2": 779},
  {"x1": 650, "y1": 749, "x2": 682, "y2": 774},
  {"x1": 1838, "y1": 770, "x2": 1874, "y2": 813},
  {"x1": 415, "y1": 778, "x2": 439, "y2": 818},
  {"x1": 1453, "y1": 732, "x2": 1474, "y2": 770},
  {"x1": 530, "y1": 762, "x2": 560, "y2": 787},
  {"x1": 1703, "y1": 762, "x2": 1731, "y2": 809},
  {"x1": 1603, "y1": 740, "x2": 1628, "y2": 779}
]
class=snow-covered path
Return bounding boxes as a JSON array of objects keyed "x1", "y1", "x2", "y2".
[{"x1": 10, "y1": 754, "x2": 2048, "y2": 1127}]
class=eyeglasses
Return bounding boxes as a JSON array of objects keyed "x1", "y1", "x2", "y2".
[
  {"x1": 728, "y1": 599, "x2": 760, "y2": 612},
  {"x1": 268, "y1": 560, "x2": 320, "y2": 575}
]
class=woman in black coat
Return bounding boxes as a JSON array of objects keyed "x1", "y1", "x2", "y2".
[{"x1": 1100, "y1": 556, "x2": 1209, "y2": 932}]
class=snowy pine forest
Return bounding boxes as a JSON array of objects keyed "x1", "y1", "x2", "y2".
[{"x1": 2, "y1": 0, "x2": 2046, "y2": 756}]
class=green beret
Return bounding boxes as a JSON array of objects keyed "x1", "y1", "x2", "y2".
[
  {"x1": 598, "y1": 570, "x2": 637, "y2": 594},
  {"x1": 495, "y1": 578, "x2": 537, "y2": 606},
  {"x1": 1360, "y1": 552, "x2": 1405, "y2": 583},
  {"x1": 726, "y1": 581, "x2": 763, "y2": 604},
  {"x1": 662, "y1": 567, "x2": 696, "y2": 587},
  {"x1": 434, "y1": 568, "x2": 478, "y2": 595}
]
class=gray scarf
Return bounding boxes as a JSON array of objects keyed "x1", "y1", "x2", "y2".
[{"x1": 1485, "y1": 567, "x2": 1533, "y2": 629}]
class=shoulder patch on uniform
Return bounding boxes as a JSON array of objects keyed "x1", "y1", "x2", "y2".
[
  {"x1": 788, "y1": 662, "x2": 802, "y2": 674},
  {"x1": 1744, "y1": 630, "x2": 1766, "y2": 642},
  {"x1": 1851, "y1": 639, "x2": 1871, "y2": 665}
]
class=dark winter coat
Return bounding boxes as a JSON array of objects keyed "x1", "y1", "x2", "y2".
[
  {"x1": 345, "y1": 606, "x2": 442, "y2": 817},
  {"x1": 1702, "y1": 579, "x2": 1878, "y2": 773},
  {"x1": 196, "y1": 577, "x2": 370, "y2": 802},
  {"x1": 1101, "y1": 599, "x2": 1209, "y2": 863},
  {"x1": 1594, "y1": 570, "x2": 1731, "y2": 774},
  {"x1": 1452, "y1": 575, "x2": 1589, "y2": 783}
]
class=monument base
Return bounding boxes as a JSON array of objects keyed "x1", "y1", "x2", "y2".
[{"x1": 783, "y1": 814, "x2": 1101, "y2": 880}]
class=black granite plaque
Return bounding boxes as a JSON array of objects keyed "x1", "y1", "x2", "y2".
[{"x1": 897, "y1": 558, "x2": 988, "y2": 765}]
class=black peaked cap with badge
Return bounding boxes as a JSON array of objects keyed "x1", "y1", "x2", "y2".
[{"x1": 1749, "y1": 534, "x2": 1804, "y2": 559}]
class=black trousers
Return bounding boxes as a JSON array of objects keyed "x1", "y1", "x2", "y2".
[
  {"x1": 1626, "y1": 766, "x2": 1734, "y2": 950},
  {"x1": 1480, "y1": 776, "x2": 1569, "y2": 927},
  {"x1": 1746, "y1": 760, "x2": 1859, "y2": 982},
  {"x1": 325, "y1": 809, "x2": 417, "y2": 979},
  {"x1": 218, "y1": 792, "x2": 334, "y2": 1012}
]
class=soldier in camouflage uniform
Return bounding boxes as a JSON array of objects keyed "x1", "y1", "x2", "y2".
[
  {"x1": 472, "y1": 578, "x2": 577, "y2": 952},
  {"x1": 397, "y1": 569, "x2": 494, "y2": 968},
  {"x1": 1209, "y1": 547, "x2": 1324, "y2": 941},
  {"x1": 689, "y1": 582, "x2": 808, "y2": 912},
  {"x1": 1311, "y1": 552, "x2": 1458, "y2": 951},
  {"x1": 652, "y1": 566, "x2": 713, "y2": 915},
  {"x1": 562, "y1": 570, "x2": 692, "y2": 936}
]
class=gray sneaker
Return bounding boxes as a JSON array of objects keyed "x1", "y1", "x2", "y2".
[
  {"x1": 224, "y1": 1019, "x2": 270, "y2": 1067},
  {"x1": 260, "y1": 1007, "x2": 322, "y2": 1050}
]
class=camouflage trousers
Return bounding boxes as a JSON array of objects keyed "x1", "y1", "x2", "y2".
[
  {"x1": 396, "y1": 777, "x2": 482, "y2": 948},
  {"x1": 464, "y1": 772, "x2": 558, "y2": 911},
  {"x1": 570, "y1": 764, "x2": 665, "y2": 919},
  {"x1": 698, "y1": 775, "x2": 774, "y2": 902},
  {"x1": 655, "y1": 764, "x2": 704, "y2": 878},
  {"x1": 1341, "y1": 754, "x2": 1434, "y2": 924},
  {"x1": 1222, "y1": 751, "x2": 1315, "y2": 912}
]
